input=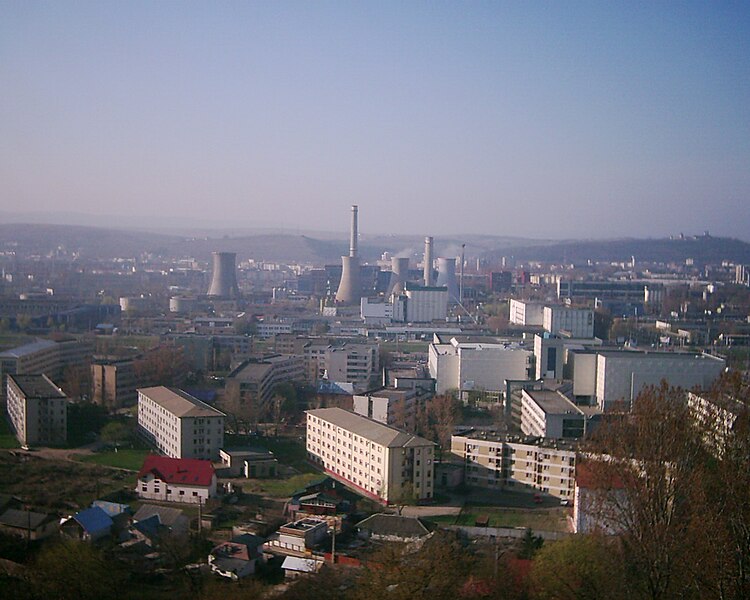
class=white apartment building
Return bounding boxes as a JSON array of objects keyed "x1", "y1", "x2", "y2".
[
  {"x1": 138, "y1": 386, "x2": 225, "y2": 460},
  {"x1": 306, "y1": 407, "x2": 435, "y2": 503},
  {"x1": 509, "y1": 300, "x2": 545, "y2": 326},
  {"x1": 429, "y1": 337, "x2": 532, "y2": 397},
  {"x1": 6, "y1": 374, "x2": 67, "y2": 446},
  {"x1": 543, "y1": 306, "x2": 594, "y2": 338},
  {"x1": 451, "y1": 432, "x2": 577, "y2": 499}
]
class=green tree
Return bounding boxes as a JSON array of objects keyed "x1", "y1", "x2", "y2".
[
  {"x1": 99, "y1": 421, "x2": 132, "y2": 447},
  {"x1": 30, "y1": 540, "x2": 125, "y2": 600}
]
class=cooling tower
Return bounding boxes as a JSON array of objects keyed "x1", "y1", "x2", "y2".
[
  {"x1": 423, "y1": 236, "x2": 433, "y2": 286},
  {"x1": 436, "y1": 257, "x2": 459, "y2": 303},
  {"x1": 387, "y1": 257, "x2": 409, "y2": 296},
  {"x1": 335, "y1": 205, "x2": 361, "y2": 304},
  {"x1": 207, "y1": 252, "x2": 240, "y2": 298}
]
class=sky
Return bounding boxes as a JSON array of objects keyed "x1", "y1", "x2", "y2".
[{"x1": 1, "y1": 1, "x2": 749, "y2": 240}]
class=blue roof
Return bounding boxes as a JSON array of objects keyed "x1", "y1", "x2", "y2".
[
  {"x1": 92, "y1": 500, "x2": 130, "y2": 517},
  {"x1": 73, "y1": 507, "x2": 113, "y2": 534},
  {"x1": 133, "y1": 514, "x2": 160, "y2": 537}
]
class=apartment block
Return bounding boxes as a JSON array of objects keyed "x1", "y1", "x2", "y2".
[
  {"x1": 451, "y1": 432, "x2": 577, "y2": 499},
  {"x1": 509, "y1": 300, "x2": 545, "y2": 327},
  {"x1": 352, "y1": 387, "x2": 420, "y2": 431},
  {"x1": 137, "y1": 386, "x2": 225, "y2": 460},
  {"x1": 521, "y1": 388, "x2": 597, "y2": 439},
  {"x1": 6, "y1": 374, "x2": 67, "y2": 446},
  {"x1": 306, "y1": 407, "x2": 435, "y2": 503},
  {"x1": 91, "y1": 356, "x2": 138, "y2": 410},
  {"x1": 225, "y1": 354, "x2": 305, "y2": 411}
]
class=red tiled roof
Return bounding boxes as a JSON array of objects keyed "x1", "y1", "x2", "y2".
[{"x1": 138, "y1": 455, "x2": 215, "y2": 487}]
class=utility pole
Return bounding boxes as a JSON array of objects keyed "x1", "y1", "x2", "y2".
[
  {"x1": 330, "y1": 521, "x2": 336, "y2": 565},
  {"x1": 459, "y1": 243, "x2": 466, "y2": 304}
]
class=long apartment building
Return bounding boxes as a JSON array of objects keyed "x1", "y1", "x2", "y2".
[
  {"x1": 306, "y1": 407, "x2": 435, "y2": 503},
  {"x1": 138, "y1": 386, "x2": 225, "y2": 460},
  {"x1": 0, "y1": 337, "x2": 93, "y2": 399},
  {"x1": 224, "y1": 354, "x2": 305, "y2": 410},
  {"x1": 451, "y1": 431, "x2": 577, "y2": 499},
  {"x1": 6, "y1": 374, "x2": 68, "y2": 446}
]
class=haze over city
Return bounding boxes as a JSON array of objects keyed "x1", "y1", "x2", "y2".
[{"x1": 2, "y1": 2, "x2": 749, "y2": 239}]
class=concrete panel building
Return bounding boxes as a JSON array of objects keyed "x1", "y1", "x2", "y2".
[
  {"x1": 225, "y1": 354, "x2": 304, "y2": 412},
  {"x1": 6, "y1": 374, "x2": 67, "y2": 446},
  {"x1": 520, "y1": 389, "x2": 598, "y2": 439},
  {"x1": 306, "y1": 407, "x2": 435, "y2": 503},
  {"x1": 91, "y1": 356, "x2": 138, "y2": 410},
  {"x1": 352, "y1": 387, "x2": 419, "y2": 431},
  {"x1": 137, "y1": 386, "x2": 225, "y2": 460},
  {"x1": 451, "y1": 432, "x2": 577, "y2": 499}
]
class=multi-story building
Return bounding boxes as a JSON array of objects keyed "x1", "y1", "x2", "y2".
[
  {"x1": 451, "y1": 431, "x2": 577, "y2": 499},
  {"x1": 509, "y1": 300, "x2": 545, "y2": 327},
  {"x1": 520, "y1": 388, "x2": 598, "y2": 439},
  {"x1": 137, "y1": 386, "x2": 225, "y2": 460},
  {"x1": 543, "y1": 306, "x2": 594, "y2": 338},
  {"x1": 316, "y1": 343, "x2": 380, "y2": 389},
  {"x1": 352, "y1": 387, "x2": 420, "y2": 431},
  {"x1": 401, "y1": 283, "x2": 449, "y2": 323},
  {"x1": 91, "y1": 356, "x2": 138, "y2": 410},
  {"x1": 306, "y1": 407, "x2": 435, "y2": 503},
  {"x1": 6, "y1": 374, "x2": 67, "y2": 446},
  {"x1": 0, "y1": 337, "x2": 93, "y2": 399},
  {"x1": 225, "y1": 354, "x2": 305, "y2": 411},
  {"x1": 429, "y1": 336, "x2": 532, "y2": 398},
  {"x1": 557, "y1": 279, "x2": 664, "y2": 313}
]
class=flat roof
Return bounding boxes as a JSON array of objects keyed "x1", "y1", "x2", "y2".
[
  {"x1": 306, "y1": 407, "x2": 434, "y2": 449},
  {"x1": 0, "y1": 339, "x2": 57, "y2": 359},
  {"x1": 8, "y1": 374, "x2": 66, "y2": 399},
  {"x1": 138, "y1": 386, "x2": 225, "y2": 418},
  {"x1": 523, "y1": 389, "x2": 581, "y2": 416}
]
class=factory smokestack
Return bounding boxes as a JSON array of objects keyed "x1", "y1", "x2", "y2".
[
  {"x1": 207, "y1": 252, "x2": 240, "y2": 298},
  {"x1": 436, "y1": 257, "x2": 459, "y2": 303},
  {"x1": 387, "y1": 257, "x2": 409, "y2": 296},
  {"x1": 335, "y1": 205, "x2": 361, "y2": 304},
  {"x1": 423, "y1": 236, "x2": 433, "y2": 286}
]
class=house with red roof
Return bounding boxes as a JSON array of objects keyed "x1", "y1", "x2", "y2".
[{"x1": 136, "y1": 455, "x2": 217, "y2": 504}]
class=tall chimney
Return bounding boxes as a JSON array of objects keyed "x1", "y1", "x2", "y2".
[
  {"x1": 335, "y1": 205, "x2": 361, "y2": 304},
  {"x1": 349, "y1": 205, "x2": 358, "y2": 258},
  {"x1": 423, "y1": 236, "x2": 433, "y2": 286}
]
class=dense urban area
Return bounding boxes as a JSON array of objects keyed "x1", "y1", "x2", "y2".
[{"x1": 1, "y1": 215, "x2": 749, "y2": 600}]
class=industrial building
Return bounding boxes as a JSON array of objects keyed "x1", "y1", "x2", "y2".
[
  {"x1": 428, "y1": 336, "x2": 532, "y2": 398},
  {"x1": 137, "y1": 386, "x2": 225, "y2": 460},
  {"x1": 568, "y1": 349, "x2": 726, "y2": 411},
  {"x1": 6, "y1": 374, "x2": 68, "y2": 446},
  {"x1": 335, "y1": 205, "x2": 361, "y2": 305},
  {"x1": 306, "y1": 407, "x2": 435, "y2": 503},
  {"x1": 509, "y1": 300, "x2": 545, "y2": 327},
  {"x1": 207, "y1": 252, "x2": 240, "y2": 298},
  {"x1": 543, "y1": 306, "x2": 594, "y2": 338}
]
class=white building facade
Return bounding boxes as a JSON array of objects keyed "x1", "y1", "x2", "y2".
[
  {"x1": 306, "y1": 407, "x2": 435, "y2": 503},
  {"x1": 137, "y1": 386, "x2": 225, "y2": 460}
]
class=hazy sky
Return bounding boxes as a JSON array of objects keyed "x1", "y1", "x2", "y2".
[{"x1": 1, "y1": 1, "x2": 749, "y2": 239}]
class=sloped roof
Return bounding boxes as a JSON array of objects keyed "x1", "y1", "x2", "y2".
[
  {"x1": 72, "y1": 506, "x2": 113, "y2": 534},
  {"x1": 0, "y1": 509, "x2": 52, "y2": 530},
  {"x1": 306, "y1": 408, "x2": 434, "y2": 449},
  {"x1": 356, "y1": 513, "x2": 432, "y2": 538},
  {"x1": 133, "y1": 504, "x2": 185, "y2": 527},
  {"x1": 137, "y1": 386, "x2": 225, "y2": 418},
  {"x1": 137, "y1": 455, "x2": 215, "y2": 487},
  {"x1": 92, "y1": 500, "x2": 130, "y2": 517}
]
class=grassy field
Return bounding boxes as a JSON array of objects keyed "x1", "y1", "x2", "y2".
[
  {"x1": 0, "y1": 451, "x2": 133, "y2": 510},
  {"x1": 0, "y1": 419, "x2": 19, "y2": 449},
  {"x1": 429, "y1": 506, "x2": 569, "y2": 532},
  {"x1": 242, "y1": 471, "x2": 323, "y2": 498},
  {"x1": 79, "y1": 447, "x2": 150, "y2": 471}
]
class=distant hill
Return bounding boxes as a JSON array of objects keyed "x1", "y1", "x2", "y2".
[
  {"x1": 2, "y1": 223, "x2": 748, "y2": 266},
  {"x1": 491, "y1": 235, "x2": 750, "y2": 265}
]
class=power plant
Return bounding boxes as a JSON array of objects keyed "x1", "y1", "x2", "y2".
[
  {"x1": 335, "y1": 205, "x2": 361, "y2": 304},
  {"x1": 387, "y1": 257, "x2": 409, "y2": 296},
  {"x1": 207, "y1": 252, "x2": 240, "y2": 298},
  {"x1": 436, "y1": 257, "x2": 460, "y2": 303},
  {"x1": 423, "y1": 236, "x2": 433, "y2": 286}
]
